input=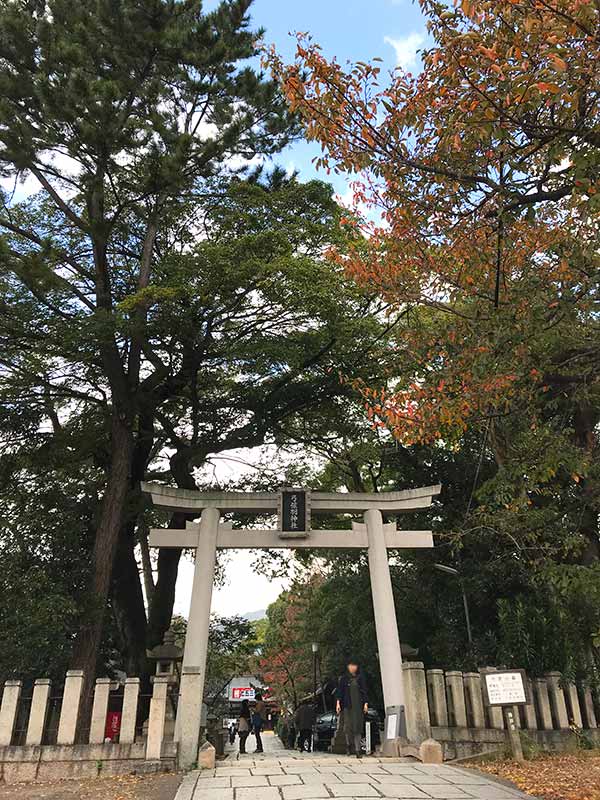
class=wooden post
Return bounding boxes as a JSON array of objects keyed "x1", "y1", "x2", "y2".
[{"x1": 503, "y1": 707, "x2": 524, "y2": 762}]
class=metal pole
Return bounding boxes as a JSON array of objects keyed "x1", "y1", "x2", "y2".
[
  {"x1": 460, "y1": 581, "x2": 473, "y2": 645},
  {"x1": 319, "y1": 654, "x2": 327, "y2": 713}
]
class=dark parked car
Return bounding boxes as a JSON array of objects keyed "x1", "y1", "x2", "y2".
[{"x1": 313, "y1": 709, "x2": 381, "y2": 752}]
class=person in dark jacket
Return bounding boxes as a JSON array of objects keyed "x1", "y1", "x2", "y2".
[
  {"x1": 295, "y1": 701, "x2": 316, "y2": 752},
  {"x1": 238, "y1": 700, "x2": 251, "y2": 754},
  {"x1": 336, "y1": 658, "x2": 368, "y2": 758},
  {"x1": 252, "y1": 692, "x2": 266, "y2": 753}
]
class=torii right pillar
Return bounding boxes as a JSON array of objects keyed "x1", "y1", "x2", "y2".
[{"x1": 359, "y1": 509, "x2": 410, "y2": 754}]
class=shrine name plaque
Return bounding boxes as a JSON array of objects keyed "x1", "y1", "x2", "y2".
[{"x1": 279, "y1": 488, "x2": 310, "y2": 537}]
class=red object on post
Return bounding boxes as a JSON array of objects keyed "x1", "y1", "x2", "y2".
[{"x1": 105, "y1": 711, "x2": 122, "y2": 741}]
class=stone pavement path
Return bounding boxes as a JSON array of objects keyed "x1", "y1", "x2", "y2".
[{"x1": 175, "y1": 733, "x2": 536, "y2": 800}]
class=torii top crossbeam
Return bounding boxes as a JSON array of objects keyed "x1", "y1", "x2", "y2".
[
  {"x1": 141, "y1": 481, "x2": 440, "y2": 513},
  {"x1": 142, "y1": 481, "x2": 441, "y2": 550}
]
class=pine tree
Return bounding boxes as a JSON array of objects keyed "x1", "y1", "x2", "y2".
[{"x1": 0, "y1": 0, "x2": 294, "y2": 712}]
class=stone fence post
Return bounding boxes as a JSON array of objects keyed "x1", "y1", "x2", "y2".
[
  {"x1": 426, "y1": 669, "x2": 448, "y2": 727},
  {"x1": 146, "y1": 676, "x2": 169, "y2": 761},
  {"x1": 446, "y1": 671, "x2": 467, "y2": 727},
  {"x1": 402, "y1": 662, "x2": 431, "y2": 743},
  {"x1": 523, "y1": 679, "x2": 537, "y2": 730},
  {"x1": 26, "y1": 678, "x2": 52, "y2": 745},
  {"x1": 120, "y1": 677, "x2": 140, "y2": 744},
  {"x1": 89, "y1": 678, "x2": 112, "y2": 744},
  {"x1": 545, "y1": 672, "x2": 569, "y2": 729},
  {"x1": 581, "y1": 686, "x2": 598, "y2": 729},
  {"x1": 533, "y1": 678, "x2": 553, "y2": 730},
  {"x1": 0, "y1": 680, "x2": 22, "y2": 746},
  {"x1": 463, "y1": 673, "x2": 485, "y2": 728},
  {"x1": 564, "y1": 684, "x2": 583, "y2": 728},
  {"x1": 57, "y1": 670, "x2": 84, "y2": 745}
]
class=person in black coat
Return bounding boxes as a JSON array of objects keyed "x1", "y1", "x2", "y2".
[{"x1": 336, "y1": 658, "x2": 368, "y2": 757}]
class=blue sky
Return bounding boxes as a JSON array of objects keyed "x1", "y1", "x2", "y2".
[{"x1": 245, "y1": 0, "x2": 429, "y2": 196}]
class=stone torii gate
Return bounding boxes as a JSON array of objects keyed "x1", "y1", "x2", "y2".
[{"x1": 143, "y1": 482, "x2": 441, "y2": 768}]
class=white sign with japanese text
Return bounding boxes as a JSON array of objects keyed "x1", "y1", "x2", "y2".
[{"x1": 484, "y1": 670, "x2": 528, "y2": 706}]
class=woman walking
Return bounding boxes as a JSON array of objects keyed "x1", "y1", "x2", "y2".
[
  {"x1": 238, "y1": 699, "x2": 251, "y2": 754},
  {"x1": 336, "y1": 658, "x2": 368, "y2": 758}
]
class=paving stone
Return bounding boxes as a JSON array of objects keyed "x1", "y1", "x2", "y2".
[
  {"x1": 337, "y1": 774, "x2": 375, "y2": 783},
  {"x1": 377, "y1": 789, "x2": 430, "y2": 799},
  {"x1": 351, "y1": 766, "x2": 389, "y2": 774},
  {"x1": 269, "y1": 774, "x2": 303, "y2": 786},
  {"x1": 214, "y1": 768, "x2": 252, "y2": 777},
  {"x1": 196, "y1": 777, "x2": 231, "y2": 788},
  {"x1": 328, "y1": 784, "x2": 380, "y2": 797},
  {"x1": 382, "y1": 767, "x2": 427, "y2": 775},
  {"x1": 285, "y1": 766, "x2": 321, "y2": 775},
  {"x1": 176, "y1": 771, "x2": 200, "y2": 800},
  {"x1": 281, "y1": 784, "x2": 331, "y2": 799},
  {"x1": 198, "y1": 770, "x2": 216, "y2": 778},
  {"x1": 303, "y1": 772, "x2": 341, "y2": 784},
  {"x1": 408, "y1": 776, "x2": 454, "y2": 786},
  {"x1": 375, "y1": 776, "x2": 418, "y2": 785},
  {"x1": 192, "y1": 788, "x2": 234, "y2": 800},
  {"x1": 318, "y1": 764, "x2": 350, "y2": 773},
  {"x1": 236, "y1": 788, "x2": 281, "y2": 800},
  {"x1": 419, "y1": 787, "x2": 474, "y2": 798},
  {"x1": 253, "y1": 766, "x2": 284, "y2": 775},
  {"x1": 230, "y1": 775, "x2": 270, "y2": 787}
]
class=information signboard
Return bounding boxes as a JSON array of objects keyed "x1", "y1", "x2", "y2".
[{"x1": 483, "y1": 669, "x2": 529, "y2": 707}]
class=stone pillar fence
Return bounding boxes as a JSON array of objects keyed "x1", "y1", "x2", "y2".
[
  {"x1": 0, "y1": 663, "x2": 599, "y2": 779},
  {"x1": 0, "y1": 671, "x2": 172, "y2": 760},
  {"x1": 401, "y1": 663, "x2": 599, "y2": 746}
]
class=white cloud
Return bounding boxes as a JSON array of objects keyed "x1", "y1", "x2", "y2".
[{"x1": 384, "y1": 32, "x2": 425, "y2": 70}]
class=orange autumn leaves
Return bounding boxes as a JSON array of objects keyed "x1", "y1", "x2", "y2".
[{"x1": 265, "y1": 0, "x2": 599, "y2": 444}]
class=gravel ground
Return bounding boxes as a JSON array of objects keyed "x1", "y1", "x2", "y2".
[{"x1": 0, "y1": 771, "x2": 182, "y2": 800}]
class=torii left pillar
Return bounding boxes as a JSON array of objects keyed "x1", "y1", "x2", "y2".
[{"x1": 176, "y1": 507, "x2": 219, "y2": 769}]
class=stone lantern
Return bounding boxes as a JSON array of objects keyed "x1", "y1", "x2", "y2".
[{"x1": 147, "y1": 629, "x2": 183, "y2": 684}]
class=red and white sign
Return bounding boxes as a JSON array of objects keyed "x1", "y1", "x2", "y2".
[
  {"x1": 105, "y1": 711, "x2": 122, "y2": 741},
  {"x1": 232, "y1": 687, "x2": 256, "y2": 700}
]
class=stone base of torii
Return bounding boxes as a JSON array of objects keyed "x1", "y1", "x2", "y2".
[{"x1": 143, "y1": 482, "x2": 441, "y2": 769}]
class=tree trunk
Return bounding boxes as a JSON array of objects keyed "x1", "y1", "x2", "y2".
[
  {"x1": 70, "y1": 415, "x2": 133, "y2": 739},
  {"x1": 112, "y1": 529, "x2": 150, "y2": 677},
  {"x1": 146, "y1": 450, "x2": 199, "y2": 648},
  {"x1": 110, "y1": 406, "x2": 156, "y2": 673},
  {"x1": 573, "y1": 403, "x2": 600, "y2": 565},
  {"x1": 146, "y1": 523, "x2": 185, "y2": 648}
]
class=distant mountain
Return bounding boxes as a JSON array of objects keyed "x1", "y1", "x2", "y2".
[{"x1": 243, "y1": 609, "x2": 266, "y2": 621}]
